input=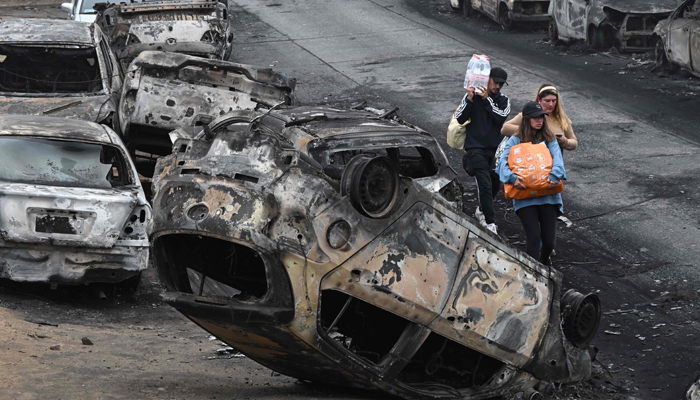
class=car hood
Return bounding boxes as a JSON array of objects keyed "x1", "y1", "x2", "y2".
[
  {"x1": 0, "y1": 95, "x2": 115, "y2": 123},
  {"x1": 602, "y1": 0, "x2": 681, "y2": 14}
]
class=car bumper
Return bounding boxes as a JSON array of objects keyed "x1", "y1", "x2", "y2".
[
  {"x1": 0, "y1": 243, "x2": 149, "y2": 284},
  {"x1": 507, "y1": 11, "x2": 549, "y2": 22}
]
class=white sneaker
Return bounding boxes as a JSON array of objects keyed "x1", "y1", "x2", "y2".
[
  {"x1": 486, "y1": 223, "x2": 498, "y2": 235},
  {"x1": 474, "y1": 207, "x2": 487, "y2": 227}
]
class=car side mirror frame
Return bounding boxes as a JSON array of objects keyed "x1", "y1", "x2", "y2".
[{"x1": 61, "y1": 3, "x2": 72, "y2": 14}]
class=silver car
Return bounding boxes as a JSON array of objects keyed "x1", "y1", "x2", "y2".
[
  {"x1": 61, "y1": 0, "x2": 101, "y2": 23},
  {"x1": 0, "y1": 115, "x2": 150, "y2": 287},
  {"x1": 654, "y1": 0, "x2": 700, "y2": 77},
  {"x1": 0, "y1": 19, "x2": 123, "y2": 133}
]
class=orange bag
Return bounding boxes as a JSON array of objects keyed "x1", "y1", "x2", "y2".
[{"x1": 504, "y1": 142, "x2": 563, "y2": 200}]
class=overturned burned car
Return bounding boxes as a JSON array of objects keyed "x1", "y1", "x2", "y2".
[
  {"x1": 119, "y1": 51, "x2": 295, "y2": 157},
  {"x1": 654, "y1": 0, "x2": 700, "y2": 77},
  {"x1": 549, "y1": 0, "x2": 683, "y2": 52},
  {"x1": 0, "y1": 115, "x2": 150, "y2": 287},
  {"x1": 149, "y1": 106, "x2": 601, "y2": 399},
  {"x1": 0, "y1": 19, "x2": 123, "y2": 131},
  {"x1": 95, "y1": 0, "x2": 233, "y2": 71}
]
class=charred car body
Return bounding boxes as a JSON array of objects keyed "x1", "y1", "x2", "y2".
[
  {"x1": 119, "y1": 50, "x2": 295, "y2": 158},
  {"x1": 451, "y1": 0, "x2": 550, "y2": 30},
  {"x1": 549, "y1": 0, "x2": 683, "y2": 52},
  {"x1": 149, "y1": 106, "x2": 601, "y2": 399},
  {"x1": 95, "y1": 0, "x2": 233, "y2": 71},
  {"x1": 0, "y1": 19, "x2": 123, "y2": 132},
  {"x1": 654, "y1": 0, "x2": 700, "y2": 77},
  {"x1": 0, "y1": 115, "x2": 150, "y2": 286}
]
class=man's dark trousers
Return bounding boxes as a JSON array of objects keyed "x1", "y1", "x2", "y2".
[{"x1": 463, "y1": 148, "x2": 500, "y2": 224}]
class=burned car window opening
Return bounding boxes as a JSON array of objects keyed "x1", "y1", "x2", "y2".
[
  {"x1": 0, "y1": 137, "x2": 131, "y2": 189},
  {"x1": 0, "y1": 45, "x2": 104, "y2": 94}
]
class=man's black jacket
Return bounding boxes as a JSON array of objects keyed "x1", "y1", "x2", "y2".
[{"x1": 454, "y1": 92, "x2": 510, "y2": 149}]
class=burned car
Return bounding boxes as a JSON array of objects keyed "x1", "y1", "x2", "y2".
[
  {"x1": 149, "y1": 106, "x2": 601, "y2": 399},
  {"x1": 654, "y1": 0, "x2": 700, "y2": 77},
  {"x1": 549, "y1": 0, "x2": 683, "y2": 51},
  {"x1": 450, "y1": 0, "x2": 550, "y2": 30},
  {"x1": 95, "y1": 0, "x2": 233, "y2": 71},
  {"x1": 119, "y1": 50, "x2": 295, "y2": 158},
  {"x1": 0, "y1": 19, "x2": 123, "y2": 131},
  {"x1": 0, "y1": 115, "x2": 150, "y2": 287}
]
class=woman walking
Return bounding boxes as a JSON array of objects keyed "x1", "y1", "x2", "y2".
[
  {"x1": 502, "y1": 84, "x2": 577, "y2": 152},
  {"x1": 497, "y1": 102, "x2": 566, "y2": 266}
]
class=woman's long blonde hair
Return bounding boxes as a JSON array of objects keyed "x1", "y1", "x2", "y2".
[
  {"x1": 518, "y1": 114, "x2": 554, "y2": 144},
  {"x1": 535, "y1": 84, "x2": 571, "y2": 131}
]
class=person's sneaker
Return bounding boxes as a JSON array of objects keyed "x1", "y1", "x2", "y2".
[
  {"x1": 474, "y1": 207, "x2": 487, "y2": 227},
  {"x1": 486, "y1": 223, "x2": 498, "y2": 235}
]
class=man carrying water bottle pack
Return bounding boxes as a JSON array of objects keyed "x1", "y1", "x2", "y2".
[{"x1": 453, "y1": 67, "x2": 510, "y2": 235}]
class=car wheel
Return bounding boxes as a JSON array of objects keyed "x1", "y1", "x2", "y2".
[
  {"x1": 654, "y1": 36, "x2": 678, "y2": 72},
  {"x1": 462, "y1": 0, "x2": 473, "y2": 18},
  {"x1": 548, "y1": 17, "x2": 559, "y2": 44},
  {"x1": 341, "y1": 155, "x2": 399, "y2": 219},
  {"x1": 499, "y1": 7, "x2": 514, "y2": 31}
]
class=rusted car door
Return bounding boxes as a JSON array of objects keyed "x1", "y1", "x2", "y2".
[
  {"x1": 565, "y1": 0, "x2": 588, "y2": 39},
  {"x1": 692, "y1": 23, "x2": 700, "y2": 73},
  {"x1": 667, "y1": 16, "x2": 693, "y2": 69}
]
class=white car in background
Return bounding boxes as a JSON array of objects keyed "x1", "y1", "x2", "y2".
[{"x1": 61, "y1": 0, "x2": 103, "y2": 23}]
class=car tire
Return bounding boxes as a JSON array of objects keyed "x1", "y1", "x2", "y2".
[
  {"x1": 548, "y1": 17, "x2": 559, "y2": 44},
  {"x1": 341, "y1": 155, "x2": 399, "y2": 219},
  {"x1": 462, "y1": 0, "x2": 474, "y2": 18},
  {"x1": 654, "y1": 36, "x2": 678, "y2": 73},
  {"x1": 499, "y1": 7, "x2": 514, "y2": 31}
]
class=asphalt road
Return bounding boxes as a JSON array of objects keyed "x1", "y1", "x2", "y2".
[{"x1": 229, "y1": 0, "x2": 700, "y2": 398}]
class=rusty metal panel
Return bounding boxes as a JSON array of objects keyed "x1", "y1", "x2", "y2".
[
  {"x1": 321, "y1": 203, "x2": 469, "y2": 326},
  {"x1": 431, "y1": 233, "x2": 552, "y2": 367}
]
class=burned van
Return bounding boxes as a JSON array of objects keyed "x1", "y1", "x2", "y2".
[
  {"x1": 0, "y1": 19, "x2": 123, "y2": 132},
  {"x1": 148, "y1": 106, "x2": 601, "y2": 399}
]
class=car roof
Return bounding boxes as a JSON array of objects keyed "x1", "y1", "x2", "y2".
[
  {"x1": 0, "y1": 115, "x2": 116, "y2": 144},
  {"x1": 0, "y1": 19, "x2": 94, "y2": 45}
]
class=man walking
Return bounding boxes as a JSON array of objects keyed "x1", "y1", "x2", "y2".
[{"x1": 454, "y1": 67, "x2": 510, "y2": 235}]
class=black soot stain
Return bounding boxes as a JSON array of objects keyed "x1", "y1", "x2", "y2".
[{"x1": 378, "y1": 253, "x2": 404, "y2": 284}]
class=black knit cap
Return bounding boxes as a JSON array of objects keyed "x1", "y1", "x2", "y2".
[
  {"x1": 489, "y1": 67, "x2": 508, "y2": 84},
  {"x1": 522, "y1": 101, "x2": 547, "y2": 118}
]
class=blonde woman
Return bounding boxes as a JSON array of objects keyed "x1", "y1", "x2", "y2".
[{"x1": 501, "y1": 84, "x2": 577, "y2": 151}]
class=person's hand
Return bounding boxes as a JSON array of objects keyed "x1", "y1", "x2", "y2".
[
  {"x1": 556, "y1": 134, "x2": 567, "y2": 147},
  {"x1": 477, "y1": 85, "x2": 489, "y2": 99},
  {"x1": 547, "y1": 178, "x2": 559, "y2": 189},
  {"x1": 514, "y1": 176, "x2": 527, "y2": 189},
  {"x1": 466, "y1": 86, "x2": 475, "y2": 100}
]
